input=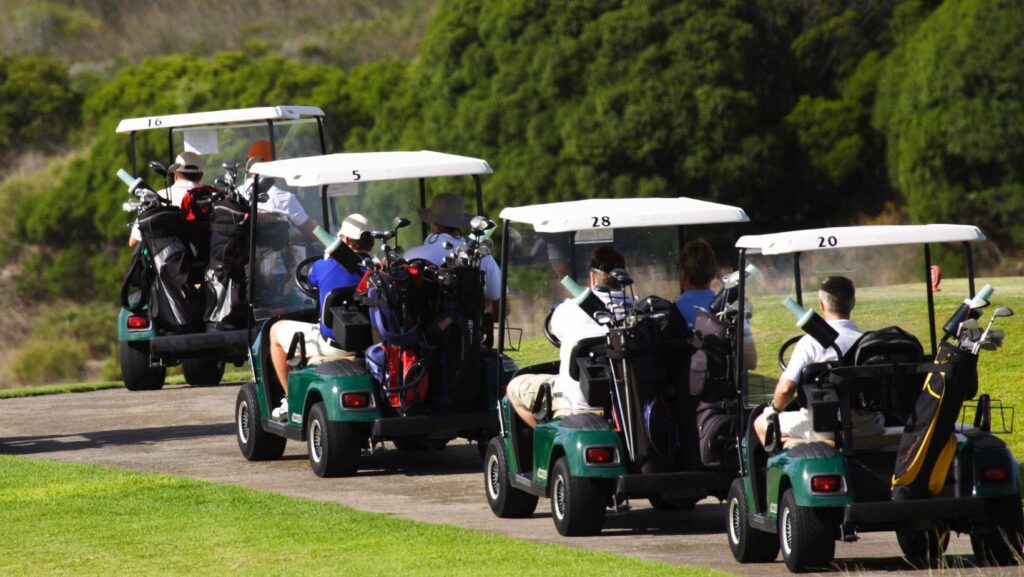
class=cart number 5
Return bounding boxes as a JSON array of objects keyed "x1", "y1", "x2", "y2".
[
  {"x1": 818, "y1": 236, "x2": 838, "y2": 247},
  {"x1": 352, "y1": 170, "x2": 361, "y2": 181},
  {"x1": 591, "y1": 216, "x2": 611, "y2": 227}
]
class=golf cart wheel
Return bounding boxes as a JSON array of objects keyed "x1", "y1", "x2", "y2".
[
  {"x1": 778, "y1": 489, "x2": 837, "y2": 572},
  {"x1": 896, "y1": 527, "x2": 949, "y2": 568},
  {"x1": 182, "y1": 358, "x2": 225, "y2": 386},
  {"x1": 120, "y1": 341, "x2": 165, "y2": 391},
  {"x1": 727, "y1": 478, "x2": 779, "y2": 563},
  {"x1": 649, "y1": 496, "x2": 697, "y2": 512},
  {"x1": 484, "y1": 437, "x2": 538, "y2": 518},
  {"x1": 308, "y1": 402, "x2": 359, "y2": 478},
  {"x1": 235, "y1": 382, "x2": 286, "y2": 461},
  {"x1": 971, "y1": 495, "x2": 1024, "y2": 566},
  {"x1": 550, "y1": 456, "x2": 608, "y2": 536}
]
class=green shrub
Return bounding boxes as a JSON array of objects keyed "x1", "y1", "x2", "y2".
[
  {"x1": 8, "y1": 338, "x2": 88, "y2": 385},
  {"x1": 32, "y1": 302, "x2": 117, "y2": 359},
  {"x1": 0, "y1": 55, "x2": 81, "y2": 156}
]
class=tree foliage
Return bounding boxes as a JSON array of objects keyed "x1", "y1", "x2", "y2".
[
  {"x1": 0, "y1": 56, "x2": 81, "y2": 157},
  {"x1": 876, "y1": 0, "x2": 1024, "y2": 246}
]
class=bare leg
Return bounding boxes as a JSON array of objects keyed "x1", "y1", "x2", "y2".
[
  {"x1": 754, "y1": 411, "x2": 768, "y2": 447},
  {"x1": 511, "y1": 400, "x2": 538, "y2": 429},
  {"x1": 268, "y1": 323, "x2": 291, "y2": 396}
]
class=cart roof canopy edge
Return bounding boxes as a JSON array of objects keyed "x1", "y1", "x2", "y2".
[
  {"x1": 498, "y1": 197, "x2": 750, "y2": 233},
  {"x1": 116, "y1": 105, "x2": 326, "y2": 133},
  {"x1": 736, "y1": 224, "x2": 986, "y2": 255},
  {"x1": 248, "y1": 151, "x2": 493, "y2": 186}
]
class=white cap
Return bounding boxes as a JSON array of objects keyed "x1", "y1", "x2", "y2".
[
  {"x1": 339, "y1": 213, "x2": 373, "y2": 239},
  {"x1": 169, "y1": 151, "x2": 204, "y2": 176}
]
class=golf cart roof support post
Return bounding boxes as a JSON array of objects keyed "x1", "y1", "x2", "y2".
[
  {"x1": 496, "y1": 218, "x2": 511, "y2": 436},
  {"x1": 266, "y1": 120, "x2": 277, "y2": 163},
  {"x1": 314, "y1": 116, "x2": 328, "y2": 155},
  {"x1": 128, "y1": 131, "x2": 138, "y2": 176},
  {"x1": 964, "y1": 241, "x2": 976, "y2": 296},
  {"x1": 166, "y1": 129, "x2": 174, "y2": 170},
  {"x1": 419, "y1": 178, "x2": 427, "y2": 239},
  {"x1": 735, "y1": 247, "x2": 749, "y2": 472},
  {"x1": 248, "y1": 174, "x2": 261, "y2": 327},
  {"x1": 924, "y1": 243, "x2": 937, "y2": 357},
  {"x1": 569, "y1": 234, "x2": 578, "y2": 284},
  {"x1": 314, "y1": 117, "x2": 330, "y2": 229},
  {"x1": 473, "y1": 174, "x2": 484, "y2": 215},
  {"x1": 793, "y1": 252, "x2": 803, "y2": 307}
]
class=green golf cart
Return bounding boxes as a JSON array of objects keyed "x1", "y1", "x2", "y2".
[
  {"x1": 234, "y1": 151, "x2": 514, "y2": 477},
  {"x1": 117, "y1": 106, "x2": 329, "y2": 390},
  {"x1": 726, "y1": 224, "x2": 1021, "y2": 572},
  {"x1": 483, "y1": 197, "x2": 752, "y2": 535}
]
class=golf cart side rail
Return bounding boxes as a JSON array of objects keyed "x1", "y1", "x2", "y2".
[{"x1": 116, "y1": 105, "x2": 325, "y2": 133}]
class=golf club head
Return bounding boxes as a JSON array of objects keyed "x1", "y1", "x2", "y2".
[
  {"x1": 442, "y1": 241, "x2": 454, "y2": 250},
  {"x1": 608, "y1": 268, "x2": 633, "y2": 287},
  {"x1": 978, "y1": 340, "x2": 1000, "y2": 351},
  {"x1": 992, "y1": 307, "x2": 1014, "y2": 318},
  {"x1": 393, "y1": 217, "x2": 411, "y2": 230},
  {"x1": 989, "y1": 329, "x2": 1006, "y2": 341},
  {"x1": 593, "y1": 311, "x2": 613, "y2": 326},
  {"x1": 372, "y1": 230, "x2": 394, "y2": 241},
  {"x1": 960, "y1": 319, "x2": 980, "y2": 331},
  {"x1": 592, "y1": 284, "x2": 611, "y2": 294},
  {"x1": 148, "y1": 160, "x2": 168, "y2": 177},
  {"x1": 470, "y1": 215, "x2": 496, "y2": 233}
]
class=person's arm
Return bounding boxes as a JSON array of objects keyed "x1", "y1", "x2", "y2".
[{"x1": 297, "y1": 217, "x2": 319, "y2": 244}]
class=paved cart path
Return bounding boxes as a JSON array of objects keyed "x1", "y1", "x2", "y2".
[{"x1": 0, "y1": 385, "x2": 1013, "y2": 577}]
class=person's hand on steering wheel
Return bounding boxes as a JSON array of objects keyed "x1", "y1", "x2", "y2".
[{"x1": 294, "y1": 255, "x2": 319, "y2": 300}]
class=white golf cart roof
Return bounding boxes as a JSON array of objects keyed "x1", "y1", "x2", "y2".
[
  {"x1": 499, "y1": 197, "x2": 749, "y2": 233},
  {"x1": 248, "y1": 151, "x2": 493, "y2": 186},
  {"x1": 115, "y1": 105, "x2": 325, "y2": 133},
  {"x1": 737, "y1": 224, "x2": 986, "y2": 255}
]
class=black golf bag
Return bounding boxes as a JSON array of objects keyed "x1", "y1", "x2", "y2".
[
  {"x1": 690, "y1": 308, "x2": 740, "y2": 469},
  {"x1": 892, "y1": 341, "x2": 979, "y2": 498},
  {"x1": 181, "y1": 185, "x2": 217, "y2": 282},
  {"x1": 203, "y1": 198, "x2": 250, "y2": 330},
  {"x1": 122, "y1": 204, "x2": 203, "y2": 333}
]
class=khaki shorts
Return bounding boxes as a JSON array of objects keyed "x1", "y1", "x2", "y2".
[
  {"x1": 274, "y1": 320, "x2": 349, "y2": 359},
  {"x1": 506, "y1": 374, "x2": 556, "y2": 413}
]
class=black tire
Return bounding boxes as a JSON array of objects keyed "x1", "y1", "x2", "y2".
[
  {"x1": 121, "y1": 340, "x2": 165, "y2": 391},
  {"x1": 649, "y1": 496, "x2": 698, "y2": 512},
  {"x1": 971, "y1": 495, "x2": 1024, "y2": 566},
  {"x1": 897, "y1": 527, "x2": 949, "y2": 567},
  {"x1": 484, "y1": 437, "x2": 539, "y2": 518},
  {"x1": 308, "y1": 402, "x2": 359, "y2": 477},
  {"x1": 550, "y1": 456, "x2": 609, "y2": 536},
  {"x1": 727, "y1": 478, "x2": 780, "y2": 563},
  {"x1": 235, "y1": 382, "x2": 286, "y2": 461},
  {"x1": 778, "y1": 489, "x2": 837, "y2": 572},
  {"x1": 182, "y1": 358, "x2": 225, "y2": 386}
]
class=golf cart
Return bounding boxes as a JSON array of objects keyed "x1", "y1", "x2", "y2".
[
  {"x1": 483, "y1": 197, "x2": 751, "y2": 536},
  {"x1": 117, "y1": 105, "x2": 329, "y2": 390},
  {"x1": 726, "y1": 224, "x2": 1021, "y2": 572},
  {"x1": 234, "y1": 151, "x2": 514, "y2": 477}
]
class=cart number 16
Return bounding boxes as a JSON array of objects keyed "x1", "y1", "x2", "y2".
[{"x1": 591, "y1": 216, "x2": 611, "y2": 227}]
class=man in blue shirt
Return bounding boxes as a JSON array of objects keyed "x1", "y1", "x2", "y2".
[
  {"x1": 675, "y1": 239, "x2": 718, "y2": 328},
  {"x1": 267, "y1": 214, "x2": 373, "y2": 420}
]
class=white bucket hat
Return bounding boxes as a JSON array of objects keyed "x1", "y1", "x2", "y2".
[{"x1": 339, "y1": 213, "x2": 374, "y2": 239}]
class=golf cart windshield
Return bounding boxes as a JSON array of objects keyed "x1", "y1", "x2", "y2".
[
  {"x1": 499, "y1": 198, "x2": 750, "y2": 362},
  {"x1": 738, "y1": 226, "x2": 985, "y2": 403}
]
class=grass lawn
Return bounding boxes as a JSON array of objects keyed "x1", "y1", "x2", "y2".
[
  {"x1": 0, "y1": 369, "x2": 251, "y2": 400},
  {"x1": 0, "y1": 456, "x2": 731, "y2": 577}
]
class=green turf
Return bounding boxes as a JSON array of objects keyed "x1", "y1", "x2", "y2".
[
  {"x1": 0, "y1": 370, "x2": 251, "y2": 399},
  {"x1": 0, "y1": 455, "x2": 732, "y2": 577}
]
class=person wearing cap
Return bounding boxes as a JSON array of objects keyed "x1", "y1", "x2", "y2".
[
  {"x1": 506, "y1": 245, "x2": 629, "y2": 428},
  {"x1": 266, "y1": 214, "x2": 374, "y2": 421},
  {"x1": 128, "y1": 151, "x2": 204, "y2": 247},
  {"x1": 404, "y1": 192, "x2": 503, "y2": 313},
  {"x1": 246, "y1": 139, "x2": 319, "y2": 244}
]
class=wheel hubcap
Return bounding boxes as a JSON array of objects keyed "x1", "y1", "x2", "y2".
[
  {"x1": 237, "y1": 400, "x2": 250, "y2": 443},
  {"x1": 310, "y1": 420, "x2": 322, "y2": 463},
  {"x1": 487, "y1": 455, "x2": 500, "y2": 500},
  {"x1": 729, "y1": 498, "x2": 741, "y2": 545},
  {"x1": 554, "y1": 476, "x2": 566, "y2": 520},
  {"x1": 781, "y1": 506, "x2": 793, "y2": 556}
]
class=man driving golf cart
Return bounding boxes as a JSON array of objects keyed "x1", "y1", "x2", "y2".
[{"x1": 506, "y1": 245, "x2": 628, "y2": 428}]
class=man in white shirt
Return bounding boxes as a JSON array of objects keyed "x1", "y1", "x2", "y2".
[
  {"x1": 755, "y1": 276, "x2": 883, "y2": 445},
  {"x1": 404, "y1": 193, "x2": 502, "y2": 312},
  {"x1": 127, "y1": 151, "x2": 203, "y2": 247},
  {"x1": 246, "y1": 139, "x2": 319, "y2": 243},
  {"x1": 506, "y1": 245, "x2": 629, "y2": 428}
]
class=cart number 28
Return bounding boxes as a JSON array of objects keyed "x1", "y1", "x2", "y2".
[
  {"x1": 591, "y1": 216, "x2": 611, "y2": 227},
  {"x1": 818, "y1": 236, "x2": 838, "y2": 247}
]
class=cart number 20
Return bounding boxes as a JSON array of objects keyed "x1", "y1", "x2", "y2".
[
  {"x1": 591, "y1": 216, "x2": 611, "y2": 227},
  {"x1": 818, "y1": 236, "x2": 838, "y2": 247}
]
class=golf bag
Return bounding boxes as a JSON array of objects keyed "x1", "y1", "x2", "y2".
[
  {"x1": 203, "y1": 198, "x2": 250, "y2": 330},
  {"x1": 180, "y1": 185, "x2": 217, "y2": 280},
  {"x1": 122, "y1": 204, "x2": 202, "y2": 333},
  {"x1": 892, "y1": 341, "x2": 978, "y2": 498},
  {"x1": 690, "y1": 309, "x2": 740, "y2": 468}
]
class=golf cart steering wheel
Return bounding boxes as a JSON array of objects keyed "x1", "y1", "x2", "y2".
[
  {"x1": 295, "y1": 255, "x2": 319, "y2": 300},
  {"x1": 543, "y1": 310, "x2": 560, "y2": 348},
  {"x1": 777, "y1": 335, "x2": 803, "y2": 371}
]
